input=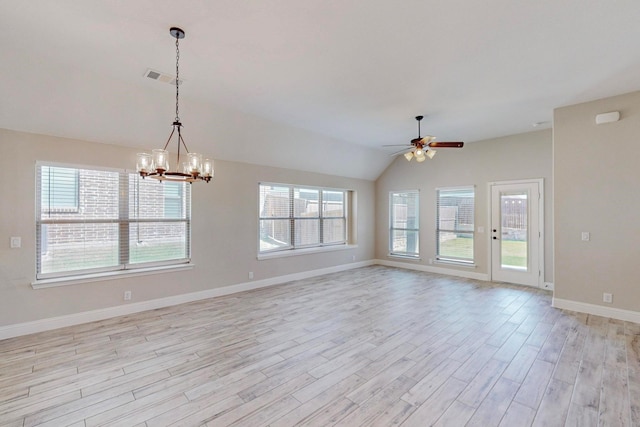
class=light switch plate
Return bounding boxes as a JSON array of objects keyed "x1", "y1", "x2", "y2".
[{"x1": 581, "y1": 232, "x2": 590, "y2": 241}]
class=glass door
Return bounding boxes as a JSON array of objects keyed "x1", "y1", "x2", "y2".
[{"x1": 491, "y1": 181, "x2": 542, "y2": 287}]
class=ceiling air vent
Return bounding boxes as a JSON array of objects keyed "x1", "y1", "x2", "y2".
[{"x1": 144, "y1": 68, "x2": 183, "y2": 85}]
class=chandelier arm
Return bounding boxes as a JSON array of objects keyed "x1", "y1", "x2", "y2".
[
  {"x1": 179, "y1": 132, "x2": 190, "y2": 154},
  {"x1": 176, "y1": 126, "x2": 182, "y2": 165},
  {"x1": 162, "y1": 126, "x2": 177, "y2": 151}
]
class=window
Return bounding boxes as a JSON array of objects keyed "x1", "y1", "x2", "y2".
[
  {"x1": 259, "y1": 183, "x2": 347, "y2": 254},
  {"x1": 436, "y1": 186, "x2": 475, "y2": 263},
  {"x1": 389, "y1": 190, "x2": 419, "y2": 257},
  {"x1": 36, "y1": 163, "x2": 191, "y2": 280}
]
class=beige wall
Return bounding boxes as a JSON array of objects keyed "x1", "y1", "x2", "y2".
[
  {"x1": 554, "y1": 91, "x2": 640, "y2": 311},
  {"x1": 0, "y1": 128, "x2": 375, "y2": 326},
  {"x1": 375, "y1": 129, "x2": 553, "y2": 282}
]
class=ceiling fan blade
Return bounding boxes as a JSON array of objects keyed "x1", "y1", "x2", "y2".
[
  {"x1": 390, "y1": 148, "x2": 412, "y2": 156},
  {"x1": 428, "y1": 141, "x2": 464, "y2": 148},
  {"x1": 420, "y1": 136, "x2": 436, "y2": 143}
]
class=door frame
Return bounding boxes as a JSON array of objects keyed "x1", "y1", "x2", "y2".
[{"x1": 488, "y1": 178, "x2": 544, "y2": 288}]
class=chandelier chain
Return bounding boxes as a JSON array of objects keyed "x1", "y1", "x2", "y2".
[{"x1": 175, "y1": 35, "x2": 180, "y2": 122}]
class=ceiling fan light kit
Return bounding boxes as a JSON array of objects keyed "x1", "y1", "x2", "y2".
[
  {"x1": 136, "y1": 27, "x2": 214, "y2": 183},
  {"x1": 385, "y1": 115, "x2": 464, "y2": 163}
]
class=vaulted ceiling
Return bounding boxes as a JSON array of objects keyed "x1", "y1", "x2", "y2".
[{"x1": 1, "y1": 1, "x2": 640, "y2": 180}]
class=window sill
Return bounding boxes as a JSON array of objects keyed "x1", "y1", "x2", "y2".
[
  {"x1": 32, "y1": 263, "x2": 195, "y2": 289},
  {"x1": 258, "y1": 244, "x2": 358, "y2": 260},
  {"x1": 434, "y1": 259, "x2": 477, "y2": 268},
  {"x1": 387, "y1": 254, "x2": 422, "y2": 261}
]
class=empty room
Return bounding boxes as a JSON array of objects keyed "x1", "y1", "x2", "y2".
[{"x1": 1, "y1": 1, "x2": 639, "y2": 426}]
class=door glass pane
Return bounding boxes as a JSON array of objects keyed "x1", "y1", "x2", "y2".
[{"x1": 500, "y1": 191, "x2": 528, "y2": 270}]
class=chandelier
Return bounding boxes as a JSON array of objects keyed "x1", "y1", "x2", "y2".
[{"x1": 136, "y1": 27, "x2": 213, "y2": 183}]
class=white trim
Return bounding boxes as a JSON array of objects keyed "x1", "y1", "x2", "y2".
[
  {"x1": 257, "y1": 244, "x2": 357, "y2": 260},
  {"x1": 375, "y1": 258, "x2": 489, "y2": 281},
  {"x1": 434, "y1": 259, "x2": 477, "y2": 268},
  {"x1": 36, "y1": 160, "x2": 131, "y2": 174},
  {"x1": 0, "y1": 260, "x2": 374, "y2": 340},
  {"x1": 387, "y1": 254, "x2": 421, "y2": 261},
  {"x1": 552, "y1": 297, "x2": 640, "y2": 324},
  {"x1": 32, "y1": 264, "x2": 195, "y2": 289},
  {"x1": 435, "y1": 185, "x2": 476, "y2": 191},
  {"x1": 543, "y1": 282, "x2": 554, "y2": 290}
]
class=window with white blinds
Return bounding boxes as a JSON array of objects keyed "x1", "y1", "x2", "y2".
[
  {"x1": 259, "y1": 183, "x2": 347, "y2": 254},
  {"x1": 36, "y1": 163, "x2": 191, "y2": 280},
  {"x1": 389, "y1": 190, "x2": 419, "y2": 257},
  {"x1": 436, "y1": 186, "x2": 475, "y2": 263}
]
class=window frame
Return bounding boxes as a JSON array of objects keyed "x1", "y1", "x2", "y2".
[
  {"x1": 258, "y1": 182, "x2": 348, "y2": 255},
  {"x1": 35, "y1": 162, "x2": 192, "y2": 282},
  {"x1": 436, "y1": 186, "x2": 475, "y2": 265},
  {"x1": 389, "y1": 190, "x2": 420, "y2": 258}
]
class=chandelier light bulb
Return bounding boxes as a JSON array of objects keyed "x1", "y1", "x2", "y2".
[
  {"x1": 202, "y1": 159, "x2": 214, "y2": 177},
  {"x1": 152, "y1": 149, "x2": 169, "y2": 173},
  {"x1": 404, "y1": 152, "x2": 414, "y2": 161},
  {"x1": 188, "y1": 152, "x2": 202, "y2": 174},
  {"x1": 415, "y1": 148, "x2": 423, "y2": 157},
  {"x1": 426, "y1": 149, "x2": 436, "y2": 159},
  {"x1": 136, "y1": 153, "x2": 152, "y2": 174}
]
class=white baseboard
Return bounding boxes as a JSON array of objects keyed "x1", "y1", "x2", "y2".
[
  {"x1": 374, "y1": 259, "x2": 490, "y2": 281},
  {"x1": 552, "y1": 297, "x2": 640, "y2": 324},
  {"x1": 0, "y1": 260, "x2": 375, "y2": 340},
  {"x1": 15, "y1": 260, "x2": 634, "y2": 341},
  {"x1": 543, "y1": 282, "x2": 554, "y2": 291}
]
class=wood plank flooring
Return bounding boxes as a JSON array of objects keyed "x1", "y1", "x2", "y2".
[{"x1": 1, "y1": 266, "x2": 639, "y2": 426}]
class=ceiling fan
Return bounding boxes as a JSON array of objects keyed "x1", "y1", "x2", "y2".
[{"x1": 384, "y1": 115, "x2": 464, "y2": 162}]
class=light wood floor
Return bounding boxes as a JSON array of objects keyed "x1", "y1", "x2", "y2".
[{"x1": 1, "y1": 266, "x2": 639, "y2": 426}]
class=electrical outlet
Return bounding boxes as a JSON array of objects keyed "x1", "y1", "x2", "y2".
[
  {"x1": 248, "y1": 272, "x2": 254, "y2": 280},
  {"x1": 603, "y1": 293, "x2": 613, "y2": 303},
  {"x1": 10, "y1": 237, "x2": 21, "y2": 248},
  {"x1": 124, "y1": 291, "x2": 132, "y2": 301},
  {"x1": 581, "y1": 232, "x2": 590, "y2": 241}
]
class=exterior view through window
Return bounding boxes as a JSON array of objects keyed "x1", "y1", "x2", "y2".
[
  {"x1": 259, "y1": 183, "x2": 347, "y2": 254},
  {"x1": 389, "y1": 190, "x2": 419, "y2": 257},
  {"x1": 36, "y1": 163, "x2": 191, "y2": 280},
  {"x1": 436, "y1": 186, "x2": 475, "y2": 263}
]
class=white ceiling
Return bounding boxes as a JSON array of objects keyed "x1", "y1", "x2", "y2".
[{"x1": 1, "y1": 0, "x2": 640, "y2": 180}]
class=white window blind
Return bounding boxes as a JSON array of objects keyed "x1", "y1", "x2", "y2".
[
  {"x1": 259, "y1": 183, "x2": 347, "y2": 254},
  {"x1": 436, "y1": 186, "x2": 474, "y2": 263},
  {"x1": 389, "y1": 191, "x2": 419, "y2": 257},
  {"x1": 36, "y1": 163, "x2": 191, "y2": 280}
]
